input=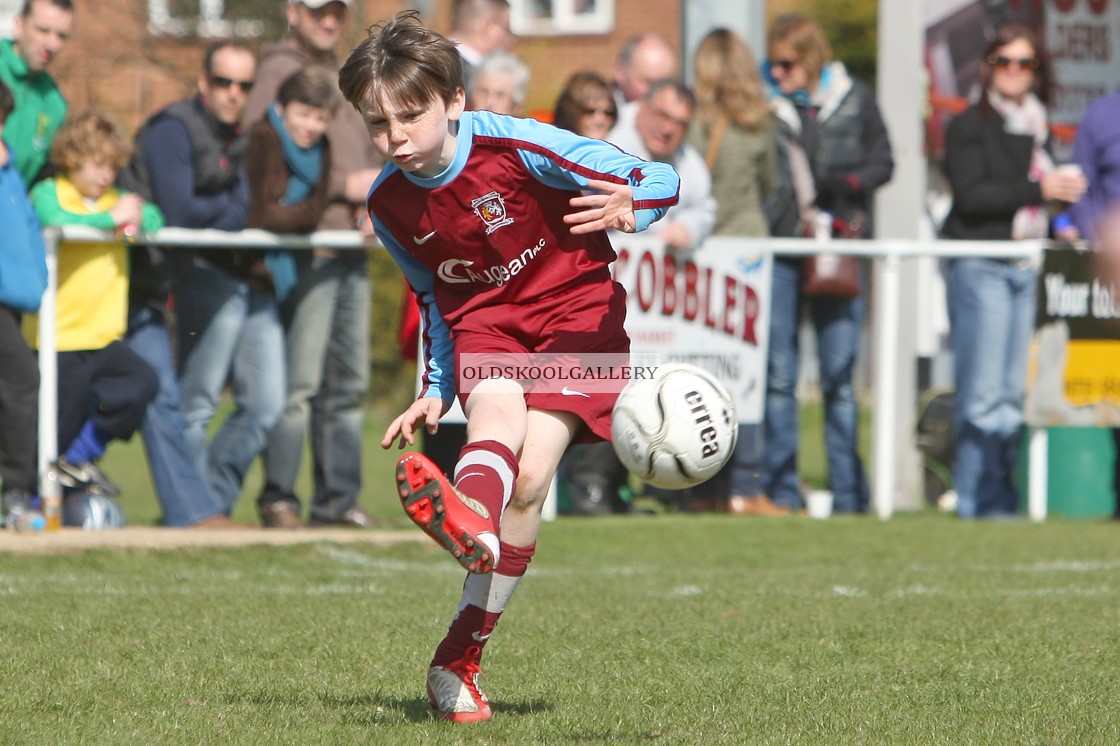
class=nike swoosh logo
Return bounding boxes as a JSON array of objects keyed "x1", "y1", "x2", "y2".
[
  {"x1": 414, "y1": 230, "x2": 437, "y2": 244},
  {"x1": 471, "y1": 632, "x2": 491, "y2": 642},
  {"x1": 561, "y1": 387, "x2": 590, "y2": 398}
]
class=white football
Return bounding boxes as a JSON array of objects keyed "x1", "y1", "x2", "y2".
[
  {"x1": 611, "y1": 363, "x2": 738, "y2": 489},
  {"x1": 62, "y1": 491, "x2": 127, "y2": 530}
]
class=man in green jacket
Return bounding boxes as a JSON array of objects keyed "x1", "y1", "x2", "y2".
[{"x1": 0, "y1": 0, "x2": 73, "y2": 186}]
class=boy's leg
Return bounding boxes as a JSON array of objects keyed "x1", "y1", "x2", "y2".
[
  {"x1": 397, "y1": 435, "x2": 520, "y2": 571},
  {"x1": 261, "y1": 260, "x2": 334, "y2": 517},
  {"x1": 176, "y1": 264, "x2": 249, "y2": 482},
  {"x1": 126, "y1": 308, "x2": 226, "y2": 527},
  {"x1": 55, "y1": 350, "x2": 96, "y2": 458},
  {"x1": 208, "y1": 292, "x2": 285, "y2": 511},
  {"x1": 307, "y1": 255, "x2": 372, "y2": 524},
  {"x1": 426, "y1": 408, "x2": 579, "y2": 723},
  {"x1": 54, "y1": 342, "x2": 159, "y2": 496},
  {"x1": 0, "y1": 307, "x2": 40, "y2": 494},
  {"x1": 82, "y1": 341, "x2": 160, "y2": 444},
  {"x1": 397, "y1": 379, "x2": 527, "y2": 573}
]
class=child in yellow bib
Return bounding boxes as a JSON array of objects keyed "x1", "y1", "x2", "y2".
[{"x1": 25, "y1": 109, "x2": 163, "y2": 501}]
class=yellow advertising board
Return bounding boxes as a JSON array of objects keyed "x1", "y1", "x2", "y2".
[{"x1": 1026, "y1": 246, "x2": 1120, "y2": 425}]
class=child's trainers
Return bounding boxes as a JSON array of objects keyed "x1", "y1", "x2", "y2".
[
  {"x1": 396, "y1": 453, "x2": 498, "y2": 574},
  {"x1": 53, "y1": 458, "x2": 121, "y2": 496},
  {"x1": 426, "y1": 655, "x2": 492, "y2": 723}
]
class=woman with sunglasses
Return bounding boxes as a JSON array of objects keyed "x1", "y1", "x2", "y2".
[
  {"x1": 686, "y1": 28, "x2": 781, "y2": 515},
  {"x1": 941, "y1": 24, "x2": 1085, "y2": 519},
  {"x1": 553, "y1": 71, "x2": 618, "y2": 141},
  {"x1": 760, "y1": 13, "x2": 893, "y2": 516}
]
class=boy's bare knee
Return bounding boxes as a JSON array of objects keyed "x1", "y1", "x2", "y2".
[
  {"x1": 510, "y1": 466, "x2": 551, "y2": 512},
  {"x1": 507, "y1": 491, "x2": 540, "y2": 513}
]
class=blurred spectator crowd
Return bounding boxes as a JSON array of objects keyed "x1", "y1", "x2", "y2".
[{"x1": 0, "y1": 0, "x2": 1111, "y2": 530}]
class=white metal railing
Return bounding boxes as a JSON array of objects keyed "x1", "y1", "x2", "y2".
[
  {"x1": 36, "y1": 226, "x2": 373, "y2": 528},
  {"x1": 37, "y1": 225, "x2": 1050, "y2": 527}
]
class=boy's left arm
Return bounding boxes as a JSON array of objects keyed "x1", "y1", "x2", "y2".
[
  {"x1": 29, "y1": 180, "x2": 116, "y2": 231},
  {"x1": 506, "y1": 117, "x2": 680, "y2": 231}
]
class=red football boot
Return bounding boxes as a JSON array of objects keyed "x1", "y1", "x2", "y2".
[
  {"x1": 396, "y1": 453, "x2": 499, "y2": 574},
  {"x1": 426, "y1": 651, "x2": 492, "y2": 723}
]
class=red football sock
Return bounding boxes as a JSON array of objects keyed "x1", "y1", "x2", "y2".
[
  {"x1": 431, "y1": 541, "x2": 535, "y2": 667},
  {"x1": 453, "y1": 440, "x2": 518, "y2": 535}
]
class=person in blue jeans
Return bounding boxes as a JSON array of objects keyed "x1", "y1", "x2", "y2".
[
  {"x1": 118, "y1": 41, "x2": 266, "y2": 525},
  {"x1": 126, "y1": 307, "x2": 229, "y2": 527},
  {"x1": 765, "y1": 262, "x2": 869, "y2": 513},
  {"x1": 941, "y1": 24, "x2": 1085, "y2": 518},
  {"x1": 761, "y1": 13, "x2": 893, "y2": 514},
  {"x1": 242, "y1": 0, "x2": 382, "y2": 529},
  {"x1": 176, "y1": 260, "x2": 286, "y2": 512},
  {"x1": 242, "y1": 65, "x2": 360, "y2": 529}
]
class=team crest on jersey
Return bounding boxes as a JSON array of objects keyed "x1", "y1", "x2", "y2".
[{"x1": 471, "y1": 191, "x2": 514, "y2": 234}]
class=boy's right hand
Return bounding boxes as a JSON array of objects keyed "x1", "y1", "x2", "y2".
[
  {"x1": 1041, "y1": 168, "x2": 1087, "y2": 204},
  {"x1": 565, "y1": 179, "x2": 636, "y2": 234},
  {"x1": 110, "y1": 193, "x2": 144, "y2": 229},
  {"x1": 382, "y1": 397, "x2": 449, "y2": 449}
]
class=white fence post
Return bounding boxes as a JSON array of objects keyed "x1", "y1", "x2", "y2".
[
  {"x1": 1028, "y1": 427, "x2": 1048, "y2": 522},
  {"x1": 872, "y1": 251, "x2": 902, "y2": 520},
  {"x1": 37, "y1": 228, "x2": 62, "y2": 529}
]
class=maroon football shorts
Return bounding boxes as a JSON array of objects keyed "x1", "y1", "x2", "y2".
[{"x1": 452, "y1": 279, "x2": 629, "y2": 443}]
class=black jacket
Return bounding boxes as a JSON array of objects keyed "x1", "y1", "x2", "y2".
[
  {"x1": 941, "y1": 103, "x2": 1047, "y2": 241},
  {"x1": 765, "y1": 63, "x2": 894, "y2": 238},
  {"x1": 118, "y1": 96, "x2": 251, "y2": 308}
]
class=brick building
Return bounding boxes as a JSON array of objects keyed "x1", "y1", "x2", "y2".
[{"x1": 20, "y1": 0, "x2": 682, "y2": 134}]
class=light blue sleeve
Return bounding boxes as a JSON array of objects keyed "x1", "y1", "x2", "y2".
[
  {"x1": 372, "y1": 216, "x2": 456, "y2": 404},
  {"x1": 472, "y1": 113, "x2": 680, "y2": 232}
]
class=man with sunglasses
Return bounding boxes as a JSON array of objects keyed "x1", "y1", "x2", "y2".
[
  {"x1": 239, "y1": 0, "x2": 383, "y2": 530},
  {"x1": 117, "y1": 41, "x2": 272, "y2": 528}
]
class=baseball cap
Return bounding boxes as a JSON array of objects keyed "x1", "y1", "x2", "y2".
[{"x1": 295, "y1": 0, "x2": 351, "y2": 8}]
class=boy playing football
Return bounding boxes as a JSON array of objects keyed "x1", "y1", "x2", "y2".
[{"x1": 338, "y1": 11, "x2": 679, "y2": 722}]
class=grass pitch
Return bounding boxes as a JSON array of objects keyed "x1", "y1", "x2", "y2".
[{"x1": 2, "y1": 512, "x2": 1120, "y2": 744}]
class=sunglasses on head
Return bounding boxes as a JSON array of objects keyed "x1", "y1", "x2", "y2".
[
  {"x1": 988, "y1": 55, "x2": 1039, "y2": 71},
  {"x1": 209, "y1": 75, "x2": 255, "y2": 92},
  {"x1": 769, "y1": 59, "x2": 799, "y2": 73}
]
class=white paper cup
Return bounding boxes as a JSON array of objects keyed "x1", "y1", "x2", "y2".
[
  {"x1": 806, "y1": 490, "x2": 833, "y2": 520},
  {"x1": 815, "y1": 211, "x2": 833, "y2": 240},
  {"x1": 1056, "y1": 164, "x2": 1084, "y2": 179}
]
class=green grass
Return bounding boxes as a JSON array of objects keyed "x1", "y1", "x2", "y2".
[{"x1": 3, "y1": 514, "x2": 1120, "y2": 744}]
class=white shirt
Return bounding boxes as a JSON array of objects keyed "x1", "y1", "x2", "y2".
[{"x1": 607, "y1": 122, "x2": 717, "y2": 250}]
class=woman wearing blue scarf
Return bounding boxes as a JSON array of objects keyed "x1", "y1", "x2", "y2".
[
  {"x1": 246, "y1": 66, "x2": 335, "y2": 301},
  {"x1": 760, "y1": 13, "x2": 894, "y2": 516}
]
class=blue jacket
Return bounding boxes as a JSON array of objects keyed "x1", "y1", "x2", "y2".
[
  {"x1": 0, "y1": 142, "x2": 47, "y2": 312},
  {"x1": 1070, "y1": 91, "x2": 1120, "y2": 243}
]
